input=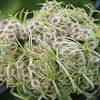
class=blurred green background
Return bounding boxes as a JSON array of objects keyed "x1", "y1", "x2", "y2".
[
  {"x1": 1, "y1": 0, "x2": 100, "y2": 23},
  {"x1": 0, "y1": 0, "x2": 96, "y2": 19}
]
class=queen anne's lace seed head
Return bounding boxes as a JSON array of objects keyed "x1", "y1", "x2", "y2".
[
  {"x1": 16, "y1": 61, "x2": 24, "y2": 69},
  {"x1": 9, "y1": 42, "x2": 17, "y2": 48},
  {"x1": 31, "y1": 79, "x2": 40, "y2": 88},
  {"x1": 7, "y1": 33, "x2": 16, "y2": 40},
  {"x1": 0, "y1": 30, "x2": 3, "y2": 34},
  {"x1": 28, "y1": 64, "x2": 35, "y2": 71},
  {"x1": 0, "y1": 1, "x2": 100, "y2": 100}
]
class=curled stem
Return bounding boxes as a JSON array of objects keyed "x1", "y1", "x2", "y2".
[
  {"x1": 82, "y1": 73, "x2": 94, "y2": 89},
  {"x1": 90, "y1": 49, "x2": 100, "y2": 58},
  {"x1": 56, "y1": 59, "x2": 76, "y2": 92}
]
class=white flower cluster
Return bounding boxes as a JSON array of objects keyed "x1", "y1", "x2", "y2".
[{"x1": 0, "y1": 0, "x2": 100, "y2": 99}]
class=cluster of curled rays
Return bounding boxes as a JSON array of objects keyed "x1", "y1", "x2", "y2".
[{"x1": 0, "y1": 0, "x2": 100, "y2": 99}]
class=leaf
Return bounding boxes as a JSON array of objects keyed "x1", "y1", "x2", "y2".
[
  {"x1": 23, "y1": 9, "x2": 30, "y2": 24},
  {"x1": 8, "y1": 14, "x2": 14, "y2": 18},
  {"x1": 33, "y1": 10, "x2": 36, "y2": 18},
  {"x1": 14, "y1": 11, "x2": 20, "y2": 18},
  {"x1": 19, "y1": 8, "x2": 25, "y2": 22},
  {"x1": 37, "y1": 3, "x2": 44, "y2": 5},
  {"x1": 84, "y1": 4, "x2": 100, "y2": 16}
]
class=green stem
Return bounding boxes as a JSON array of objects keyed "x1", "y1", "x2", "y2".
[
  {"x1": 52, "y1": 80, "x2": 61, "y2": 97},
  {"x1": 15, "y1": 38, "x2": 25, "y2": 51},
  {"x1": 7, "y1": 64, "x2": 10, "y2": 80},
  {"x1": 27, "y1": 48, "x2": 40, "y2": 56},
  {"x1": 19, "y1": 8, "x2": 24, "y2": 22},
  {"x1": 90, "y1": 49, "x2": 100, "y2": 58},
  {"x1": 82, "y1": 90, "x2": 93, "y2": 99},
  {"x1": 76, "y1": 85, "x2": 82, "y2": 94},
  {"x1": 23, "y1": 10, "x2": 29, "y2": 25},
  {"x1": 56, "y1": 59, "x2": 76, "y2": 92},
  {"x1": 82, "y1": 73, "x2": 94, "y2": 89},
  {"x1": 38, "y1": 95, "x2": 43, "y2": 100},
  {"x1": 10, "y1": 88, "x2": 26, "y2": 100},
  {"x1": 89, "y1": 10, "x2": 94, "y2": 17},
  {"x1": 29, "y1": 57, "x2": 33, "y2": 80},
  {"x1": 66, "y1": 94, "x2": 73, "y2": 100}
]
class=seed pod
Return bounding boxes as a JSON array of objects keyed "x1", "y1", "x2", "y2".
[
  {"x1": 9, "y1": 42, "x2": 17, "y2": 48},
  {"x1": 28, "y1": 64, "x2": 35, "y2": 71},
  {"x1": 7, "y1": 33, "x2": 15, "y2": 40},
  {"x1": 31, "y1": 79, "x2": 40, "y2": 88},
  {"x1": 16, "y1": 61, "x2": 24, "y2": 69}
]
